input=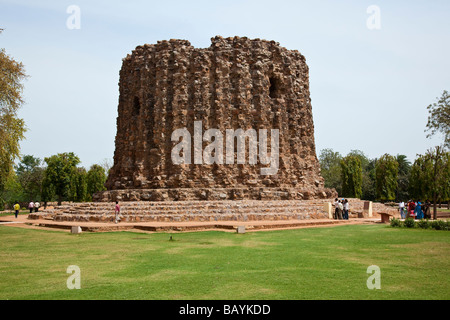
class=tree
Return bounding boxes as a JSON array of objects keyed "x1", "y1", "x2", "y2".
[
  {"x1": 362, "y1": 159, "x2": 377, "y2": 201},
  {"x1": 86, "y1": 164, "x2": 107, "y2": 200},
  {"x1": 346, "y1": 150, "x2": 375, "y2": 201},
  {"x1": 425, "y1": 90, "x2": 450, "y2": 149},
  {"x1": 69, "y1": 167, "x2": 88, "y2": 202},
  {"x1": 15, "y1": 155, "x2": 44, "y2": 201},
  {"x1": 42, "y1": 153, "x2": 80, "y2": 205},
  {"x1": 100, "y1": 158, "x2": 113, "y2": 178},
  {"x1": 340, "y1": 155, "x2": 362, "y2": 198},
  {"x1": 0, "y1": 42, "x2": 28, "y2": 194},
  {"x1": 0, "y1": 170, "x2": 24, "y2": 210},
  {"x1": 395, "y1": 154, "x2": 411, "y2": 201},
  {"x1": 375, "y1": 154, "x2": 399, "y2": 202},
  {"x1": 318, "y1": 149, "x2": 343, "y2": 196},
  {"x1": 409, "y1": 146, "x2": 450, "y2": 219}
]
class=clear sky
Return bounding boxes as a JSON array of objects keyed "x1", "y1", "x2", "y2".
[{"x1": 1, "y1": 0, "x2": 449, "y2": 168}]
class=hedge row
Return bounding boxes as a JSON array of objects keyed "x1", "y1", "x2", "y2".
[{"x1": 390, "y1": 218, "x2": 450, "y2": 230}]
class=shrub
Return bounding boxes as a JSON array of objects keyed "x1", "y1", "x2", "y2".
[
  {"x1": 390, "y1": 218, "x2": 402, "y2": 228},
  {"x1": 432, "y1": 220, "x2": 447, "y2": 230},
  {"x1": 404, "y1": 218, "x2": 416, "y2": 228},
  {"x1": 417, "y1": 219, "x2": 431, "y2": 229}
]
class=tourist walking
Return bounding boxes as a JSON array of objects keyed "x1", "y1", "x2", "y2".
[
  {"x1": 115, "y1": 201, "x2": 121, "y2": 224},
  {"x1": 399, "y1": 201, "x2": 405, "y2": 219},
  {"x1": 34, "y1": 201, "x2": 40, "y2": 212},
  {"x1": 14, "y1": 201, "x2": 20, "y2": 218},
  {"x1": 28, "y1": 201, "x2": 34, "y2": 214}
]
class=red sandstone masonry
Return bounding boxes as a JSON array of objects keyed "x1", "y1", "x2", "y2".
[
  {"x1": 29, "y1": 199, "x2": 398, "y2": 223},
  {"x1": 95, "y1": 36, "x2": 336, "y2": 202}
]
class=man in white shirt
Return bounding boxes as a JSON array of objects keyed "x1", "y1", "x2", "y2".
[
  {"x1": 343, "y1": 199, "x2": 349, "y2": 220},
  {"x1": 399, "y1": 201, "x2": 405, "y2": 219},
  {"x1": 337, "y1": 201, "x2": 344, "y2": 220},
  {"x1": 334, "y1": 198, "x2": 339, "y2": 219},
  {"x1": 28, "y1": 201, "x2": 34, "y2": 214}
]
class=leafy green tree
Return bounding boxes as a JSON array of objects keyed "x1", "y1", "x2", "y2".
[
  {"x1": 425, "y1": 90, "x2": 450, "y2": 148},
  {"x1": 409, "y1": 156, "x2": 427, "y2": 200},
  {"x1": 396, "y1": 154, "x2": 411, "y2": 201},
  {"x1": 86, "y1": 164, "x2": 107, "y2": 200},
  {"x1": 15, "y1": 155, "x2": 44, "y2": 201},
  {"x1": 318, "y1": 149, "x2": 343, "y2": 196},
  {"x1": 0, "y1": 40, "x2": 28, "y2": 195},
  {"x1": 41, "y1": 177, "x2": 55, "y2": 204},
  {"x1": 409, "y1": 146, "x2": 450, "y2": 219},
  {"x1": 375, "y1": 154, "x2": 399, "y2": 202},
  {"x1": 42, "y1": 152, "x2": 80, "y2": 205},
  {"x1": 0, "y1": 171, "x2": 25, "y2": 210},
  {"x1": 362, "y1": 159, "x2": 377, "y2": 201},
  {"x1": 340, "y1": 155, "x2": 362, "y2": 198},
  {"x1": 346, "y1": 150, "x2": 376, "y2": 200},
  {"x1": 69, "y1": 167, "x2": 88, "y2": 202}
]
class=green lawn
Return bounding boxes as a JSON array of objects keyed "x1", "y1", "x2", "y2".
[{"x1": 0, "y1": 224, "x2": 449, "y2": 300}]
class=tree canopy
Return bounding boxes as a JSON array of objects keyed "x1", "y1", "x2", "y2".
[
  {"x1": 425, "y1": 90, "x2": 450, "y2": 148},
  {"x1": 409, "y1": 146, "x2": 450, "y2": 219},
  {"x1": 340, "y1": 155, "x2": 362, "y2": 198},
  {"x1": 0, "y1": 46, "x2": 28, "y2": 194},
  {"x1": 375, "y1": 154, "x2": 399, "y2": 202},
  {"x1": 42, "y1": 152, "x2": 80, "y2": 205}
]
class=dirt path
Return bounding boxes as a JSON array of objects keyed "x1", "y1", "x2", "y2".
[{"x1": 0, "y1": 213, "x2": 381, "y2": 233}]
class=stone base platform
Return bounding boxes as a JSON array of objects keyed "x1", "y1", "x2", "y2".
[
  {"x1": 28, "y1": 198, "x2": 398, "y2": 224},
  {"x1": 2, "y1": 214, "x2": 380, "y2": 233},
  {"x1": 93, "y1": 187, "x2": 337, "y2": 202}
]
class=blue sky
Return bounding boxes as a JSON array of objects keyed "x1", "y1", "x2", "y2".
[{"x1": 1, "y1": 0, "x2": 449, "y2": 168}]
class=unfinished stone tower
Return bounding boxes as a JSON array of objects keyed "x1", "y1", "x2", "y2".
[{"x1": 94, "y1": 36, "x2": 335, "y2": 202}]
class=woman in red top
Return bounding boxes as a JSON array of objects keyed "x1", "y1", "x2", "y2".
[
  {"x1": 115, "y1": 201, "x2": 121, "y2": 224},
  {"x1": 407, "y1": 201, "x2": 416, "y2": 219}
]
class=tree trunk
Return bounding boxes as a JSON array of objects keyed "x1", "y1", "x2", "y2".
[
  {"x1": 433, "y1": 194, "x2": 438, "y2": 220},
  {"x1": 57, "y1": 195, "x2": 62, "y2": 206}
]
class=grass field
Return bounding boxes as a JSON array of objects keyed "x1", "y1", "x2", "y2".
[{"x1": 0, "y1": 224, "x2": 449, "y2": 300}]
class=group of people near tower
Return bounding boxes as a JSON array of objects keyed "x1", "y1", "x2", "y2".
[
  {"x1": 398, "y1": 200, "x2": 432, "y2": 220},
  {"x1": 334, "y1": 198, "x2": 350, "y2": 220}
]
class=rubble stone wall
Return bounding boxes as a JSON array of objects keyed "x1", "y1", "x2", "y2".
[{"x1": 95, "y1": 36, "x2": 336, "y2": 202}]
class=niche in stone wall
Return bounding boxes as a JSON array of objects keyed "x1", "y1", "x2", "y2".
[
  {"x1": 132, "y1": 96, "x2": 141, "y2": 116},
  {"x1": 269, "y1": 76, "x2": 281, "y2": 99}
]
